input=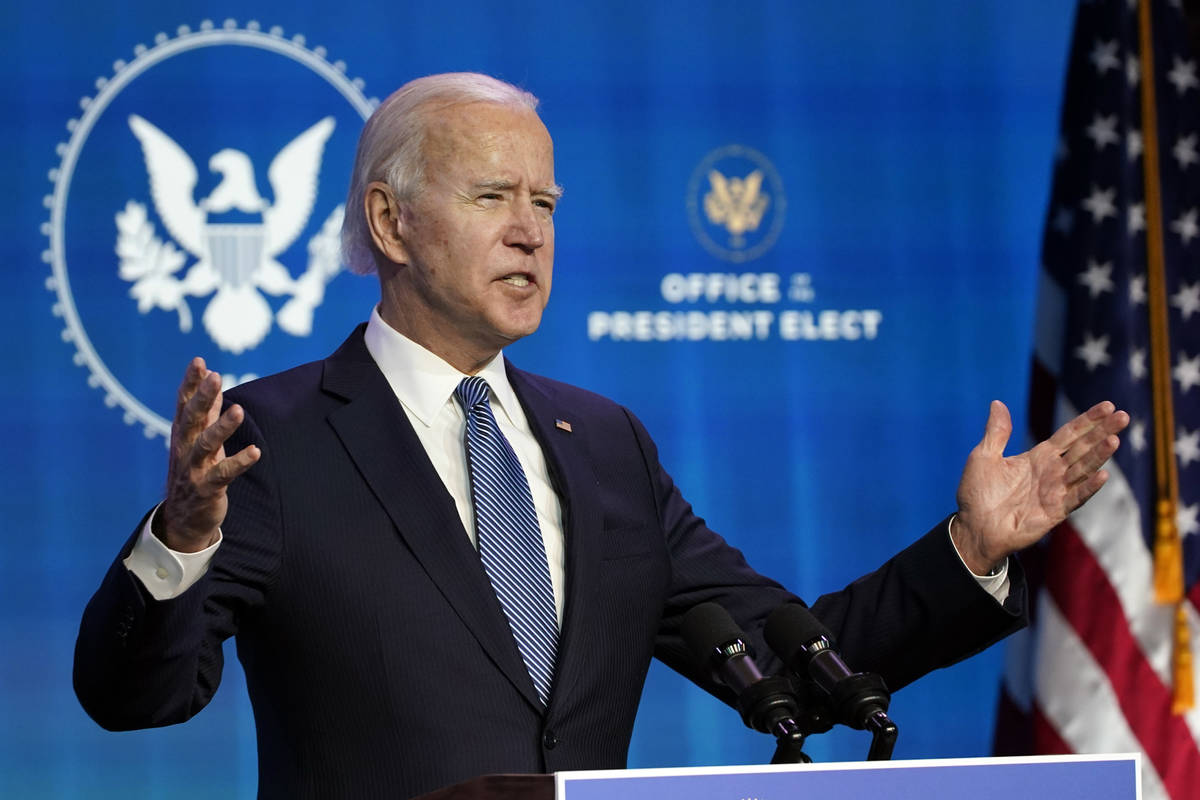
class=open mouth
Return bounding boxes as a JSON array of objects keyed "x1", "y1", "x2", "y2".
[{"x1": 500, "y1": 273, "x2": 533, "y2": 288}]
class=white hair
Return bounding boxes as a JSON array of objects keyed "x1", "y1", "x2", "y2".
[{"x1": 340, "y1": 72, "x2": 540, "y2": 275}]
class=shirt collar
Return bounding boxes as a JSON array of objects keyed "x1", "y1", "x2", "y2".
[{"x1": 363, "y1": 306, "x2": 522, "y2": 428}]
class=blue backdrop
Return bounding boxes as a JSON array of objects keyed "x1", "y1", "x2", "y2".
[{"x1": 3, "y1": 1, "x2": 1074, "y2": 796}]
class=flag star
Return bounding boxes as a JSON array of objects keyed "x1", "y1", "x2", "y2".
[
  {"x1": 1056, "y1": 136, "x2": 1070, "y2": 162},
  {"x1": 1127, "y1": 130, "x2": 1143, "y2": 160},
  {"x1": 1130, "y1": 419, "x2": 1148, "y2": 452},
  {"x1": 1171, "y1": 281, "x2": 1200, "y2": 320},
  {"x1": 1178, "y1": 503, "x2": 1199, "y2": 538},
  {"x1": 1130, "y1": 273, "x2": 1147, "y2": 304},
  {"x1": 1168, "y1": 0, "x2": 1183, "y2": 10},
  {"x1": 1091, "y1": 40, "x2": 1121, "y2": 74},
  {"x1": 1168, "y1": 57, "x2": 1199, "y2": 94},
  {"x1": 1085, "y1": 114, "x2": 1120, "y2": 150},
  {"x1": 1174, "y1": 134, "x2": 1199, "y2": 169},
  {"x1": 1128, "y1": 203, "x2": 1145, "y2": 234},
  {"x1": 1078, "y1": 260, "x2": 1114, "y2": 297},
  {"x1": 1170, "y1": 208, "x2": 1199, "y2": 244},
  {"x1": 1175, "y1": 351, "x2": 1200, "y2": 392},
  {"x1": 1053, "y1": 207, "x2": 1075, "y2": 235},
  {"x1": 1082, "y1": 186, "x2": 1118, "y2": 222},
  {"x1": 1075, "y1": 332, "x2": 1111, "y2": 371},
  {"x1": 1126, "y1": 54, "x2": 1140, "y2": 87},
  {"x1": 1177, "y1": 428, "x2": 1200, "y2": 467},
  {"x1": 1130, "y1": 348, "x2": 1147, "y2": 381}
]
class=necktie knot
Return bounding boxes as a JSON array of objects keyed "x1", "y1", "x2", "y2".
[{"x1": 455, "y1": 376, "x2": 491, "y2": 412}]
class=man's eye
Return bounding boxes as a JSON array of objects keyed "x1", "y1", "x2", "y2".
[
  {"x1": 535, "y1": 199, "x2": 556, "y2": 214},
  {"x1": 478, "y1": 193, "x2": 502, "y2": 202}
]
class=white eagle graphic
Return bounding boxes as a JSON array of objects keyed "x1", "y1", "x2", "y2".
[{"x1": 118, "y1": 114, "x2": 342, "y2": 354}]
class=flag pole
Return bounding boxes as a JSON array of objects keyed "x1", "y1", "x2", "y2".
[{"x1": 1137, "y1": 0, "x2": 1194, "y2": 713}]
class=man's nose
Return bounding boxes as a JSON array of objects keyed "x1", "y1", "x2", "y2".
[{"x1": 503, "y1": 202, "x2": 546, "y2": 251}]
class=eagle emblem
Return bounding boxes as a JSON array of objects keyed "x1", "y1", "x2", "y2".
[
  {"x1": 116, "y1": 114, "x2": 344, "y2": 354},
  {"x1": 703, "y1": 168, "x2": 770, "y2": 248}
]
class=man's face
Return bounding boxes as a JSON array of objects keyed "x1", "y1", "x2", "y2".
[{"x1": 381, "y1": 101, "x2": 558, "y2": 371}]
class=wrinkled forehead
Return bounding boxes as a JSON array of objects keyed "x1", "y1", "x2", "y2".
[{"x1": 422, "y1": 101, "x2": 554, "y2": 167}]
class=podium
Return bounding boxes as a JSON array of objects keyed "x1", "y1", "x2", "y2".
[{"x1": 416, "y1": 754, "x2": 1139, "y2": 800}]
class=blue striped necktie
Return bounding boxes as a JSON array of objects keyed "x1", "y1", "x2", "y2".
[{"x1": 454, "y1": 376, "x2": 559, "y2": 706}]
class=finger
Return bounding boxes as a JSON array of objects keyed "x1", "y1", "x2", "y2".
[
  {"x1": 205, "y1": 385, "x2": 225, "y2": 429},
  {"x1": 977, "y1": 400, "x2": 1012, "y2": 457},
  {"x1": 1064, "y1": 434, "x2": 1120, "y2": 486},
  {"x1": 1063, "y1": 467, "x2": 1110, "y2": 513},
  {"x1": 179, "y1": 371, "x2": 222, "y2": 442},
  {"x1": 1057, "y1": 410, "x2": 1129, "y2": 467},
  {"x1": 191, "y1": 403, "x2": 246, "y2": 466},
  {"x1": 205, "y1": 444, "x2": 261, "y2": 488},
  {"x1": 1060, "y1": 417, "x2": 1118, "y2": 467},
  {"x1": 174, "y1": 357, "x2": 209, "y2": 419},
  {"x1": 1047, "y1": 401, "x2": 1116, "y2": 452},
  {"x1": 1104, "y1": 408, "x2": 1131, "y2": 434}
]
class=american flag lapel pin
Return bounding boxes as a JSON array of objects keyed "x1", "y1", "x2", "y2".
[{"x1": 555, "y1": 419, "x2": 573, "y2": 433}]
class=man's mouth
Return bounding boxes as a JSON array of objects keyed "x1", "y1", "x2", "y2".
[{"x1": 500, "y1": 273, "x2": 533, "y2": 287}]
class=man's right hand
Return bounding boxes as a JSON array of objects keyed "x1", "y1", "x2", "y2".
[{"x1": 152, "y1": 358, "x2": 261, "y2": 553}]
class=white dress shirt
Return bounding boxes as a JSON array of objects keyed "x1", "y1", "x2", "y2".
[
  {"x1": 361, "y1": 306, "x2": 567, "y2": 623},
  {"x1": 125, "y1": 308, "x2": 1007, "y2": 608}
]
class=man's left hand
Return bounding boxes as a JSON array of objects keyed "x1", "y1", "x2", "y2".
[{"x1": 952, "y1": 399, "x2": 1130, "y2": 575}]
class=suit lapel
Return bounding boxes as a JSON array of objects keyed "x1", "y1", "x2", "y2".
[
  {"x1": 321, "y1": 329, "x2": 543, "y2": 711},
  {"x1": 507, "y1": 365, "x2": 604, "y2": 712}
]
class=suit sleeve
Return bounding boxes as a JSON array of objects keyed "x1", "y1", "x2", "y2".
[
  {"x1": 73, "y1": 407, "x2": 281, "y2": 731},
  {"x1": 620, "y1": 407, "x2": 1027, "y2": 695}
]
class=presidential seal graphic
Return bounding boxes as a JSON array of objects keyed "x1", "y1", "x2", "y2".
[
  {"x1": 686, "y1": 144, "x2": 786, "y2": 263},
  {"x1": 44, "y1": 20, "x2": 378, "y2": 439}
]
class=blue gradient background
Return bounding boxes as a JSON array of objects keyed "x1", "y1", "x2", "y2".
[{"x1": 2, "y1": 1, "x2": 1073, "y2": 796}]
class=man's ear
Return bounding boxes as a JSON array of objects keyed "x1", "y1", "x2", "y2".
[{"x1": 364, "y1": 181, "x2": 409, "y2": 265}]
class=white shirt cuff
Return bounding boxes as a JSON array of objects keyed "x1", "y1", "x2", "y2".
[
  {"x1": 947, "y1": 516, "x2": 1010, "y2": 603},
  {"x1": 122, "y1": 505, "x2": 222, "y2": 600}
]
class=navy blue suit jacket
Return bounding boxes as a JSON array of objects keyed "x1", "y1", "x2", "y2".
[{"x1": 75, "y1": 325, "x2": 1025, "y2": 798}]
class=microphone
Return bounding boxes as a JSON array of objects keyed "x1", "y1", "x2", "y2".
[
  {"x1": 680, "y1": 602, "x2": 803, "y2": 739},
  {"x1": 764, "y1": 603, "x2": 897, "y2": 760}
]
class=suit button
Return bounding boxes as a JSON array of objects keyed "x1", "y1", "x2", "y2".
[{"x1": 542, "y1": 730, "x2": 557, "y2": 750}]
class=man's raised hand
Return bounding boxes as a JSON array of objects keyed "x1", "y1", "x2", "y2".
[
  {"x1": 952, "y1": 399, "x2": 1129, "y2": 576},
  {"x1": 152, "y1": 358, "x2": 261, "y2": 553}
]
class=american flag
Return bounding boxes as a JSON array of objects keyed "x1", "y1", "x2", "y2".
[{"x1": 993, "y1": 2, "x2": 1200, "y2": 799}]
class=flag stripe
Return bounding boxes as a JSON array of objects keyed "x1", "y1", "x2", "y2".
[
  {"x1": 1046, "y1": 520, "x2": 1200, "y2": 796},
  {"x1": 1029, "y1": 704, "x2": 1072, "y2": 756},
  {"x1": 1034, "y1": 594, "x2": 1172, "y2": 800},
  {"x1": 1062, "y1": 406, "x2": 1193, "y2": 693}
]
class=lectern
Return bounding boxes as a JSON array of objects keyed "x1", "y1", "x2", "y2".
[{"x1": 415, "y1": 754, "x2": 1139, "y2": 800}]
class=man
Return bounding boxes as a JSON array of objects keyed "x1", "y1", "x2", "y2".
[{"x1": 74, "y1": 73, "x2": 1128, "y2": 799}]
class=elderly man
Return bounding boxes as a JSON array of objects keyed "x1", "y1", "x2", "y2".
[{"x1": 75, "y1": 72, "x2": 1128, "y2": 799}]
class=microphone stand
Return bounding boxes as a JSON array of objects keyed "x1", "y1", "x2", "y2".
[
  {"x1": 734, "y1": 665, "x2": 897, "y2": 763},
  {"x1": 819, "y1": 669, "x2": 898, "y2": 761},
  {"x1": 733, "y1": 676, "x2": 813, "y2": 764},
  {"x1": 769, "y1": 719, "x2": 811, "y2": 765},
  {"x1": 865, "y1": 709, "x2": 898, "y2": 762},
  {"x1": 763, "y1": 604, "x2": 900, "y2": 762},
  {"x1": 768, "y1": 672, "x2": 897, "y2": 762}
]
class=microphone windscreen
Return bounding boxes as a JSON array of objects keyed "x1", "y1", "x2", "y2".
[
  {"x1": 765, "y1": 603, "x2": 833, "y2": 663},
  {"x1": 681, "y1": 602, "x2": 743, "y2": 665}
]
